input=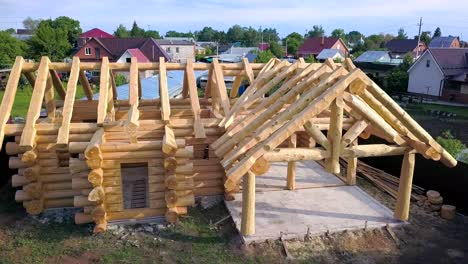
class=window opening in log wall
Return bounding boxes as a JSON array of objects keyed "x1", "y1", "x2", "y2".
[{"x1": 121, "y1": 163, "x2": 149, "y2": 209}]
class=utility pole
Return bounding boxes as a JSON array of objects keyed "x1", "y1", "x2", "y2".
[{"x1": 416, "y1": 17, "x2": 423, "y2": 58}]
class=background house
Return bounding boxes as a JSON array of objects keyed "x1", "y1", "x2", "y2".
[
  {"x1": 77, "y1": 28, "x2": 114, "y2": 48},
  {"x1": 298, "y1": 37, "x2": 348, "y2": 58},
  {"x1": 354, "y1": 51, "x2": 401, "y2": 81},
  {"x1": 385, "y1": 39, "x2": 426, "y2": 59},
  {"x1": 407, "y1": 48, "x2": 468, "y2": 104},
  {"x1": 74, "y1": 37, "x2": 170, "y2": 63},
  {"x1": 11, "y1": 29, "x2": 33, "y2": 41},
  {"x1": 429, "y1": 36, "x2": 461, "y2": 49},
  {"x1": 316, "y1": 49, "x2": 345, "y2": 62},
  {"x1": 116, "y1": 49, "x2": 154, "y2": 79},
  {"x1": 155, "y1": 39, "x2": 195, "y2": 63}
]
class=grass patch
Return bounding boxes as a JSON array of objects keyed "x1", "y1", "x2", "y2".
[
  {"x1": 406, "y1": 103, "x2": 468, "y2": 119},
  {"x1": 0, "y1": 83, "x2": 99, "y2": 118}
]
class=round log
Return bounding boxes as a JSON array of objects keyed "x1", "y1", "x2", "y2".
[
  {"x1": 74, "y1": 195, "x2": 96, "y2": 207},
  {"x1": 440, "y1": 205, "x2": 456, "y2": 220},
  {"x1": 12, "y1": 174, "x2": 29, "y2": 187},
  {"x1": 9, "y1": 157, "x2": 28, "y2": 169},
  {"x1": 72, "y1": 178, "x2": 93, "y2": 190},
  {"x1": 250, "y1": 157, "x2": 270, "y2": 175},
  {"x1": 88, "y1": 168, "x2": 103, "y2": 187},
  {"x1": 93, "y1": 221, "x2": 108, "y2": 233},
  {"x1": 75, "y1": 213, "x2": 94, "y2": 224},
  {"x1": 88, "y1": 187, "x2": 105, "y2": 204},
  {"x1": 6, "y1": 142, "x2": 21, "y2": 155}
]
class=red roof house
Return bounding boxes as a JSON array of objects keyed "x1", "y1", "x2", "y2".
[
  {"x1": 74, "y1": 37, "x2": 170, "y2": 63},
  {"x1": 298, "y1": 37, "x2": 348, "y2": 58},
  {"x1": 119, "y1": 48, "x2": 151, "y2": 63},
  {"x1": 78, "y1": 28, "x2": 114, "y2": 47}
]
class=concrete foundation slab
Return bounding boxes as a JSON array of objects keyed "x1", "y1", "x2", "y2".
[{"x1": 226, "y1": 161, "x2": 401, "y2": 243}]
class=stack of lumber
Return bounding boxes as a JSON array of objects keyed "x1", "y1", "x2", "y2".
[{"x1": 338, "y1": 159, "x2": 426, "y2": 201}]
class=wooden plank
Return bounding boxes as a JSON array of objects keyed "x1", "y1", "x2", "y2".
[
  {"x1": 185, "y1": 60, "x2": 206, "y2": 139},
  {"x1": 229, "y1": 70, "x2": 244, "y2": 98},
  {"x1": 204, "y1": 63, "x2": 214, "y2": 98},
  {"x1": 212, "y1": 58, "x2": 230, "y2": 115},
  {"x1": 20, "y1": 57, "x2": 50, "y2": 151},
  {"x1": 49, "y1": 70, "x2": 66, "y2": 99},
  {"x1": 78, "y1": 70, "x2": 93, "y2": 100},
  {"x1": 346, "y1": 139, "x2": 358, "y2": 185},
  {"x1": 158, "y1": 57, "x2": 171, "y2": 122},
  {"x1": 129, "y1": 57, "x2": 139, "y2": 105},
  {"x1": 97, "y1": 57, "x2": 110, "y2": 125},
  {"x1": 0, "y1": 56, "x2": 24, "y2": 151},
  {"x1": 57, "y1": 57, "x2": 81, "y2": 146}
]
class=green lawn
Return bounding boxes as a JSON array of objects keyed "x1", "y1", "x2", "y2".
[
  {"x1": 405, "y1": 103, "x2": 468, "y2": 119},
  {"x1": 0, "y1": 83, "x2": 98, "y2": 118}
]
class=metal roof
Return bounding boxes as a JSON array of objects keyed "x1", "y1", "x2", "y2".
[
  {"x1": 354, "y1": 51, "x2": 391, "y2": 63},
  {"x1": 316, "y1": 49, "x2": 344, "y2": 60},
  {"x1": 429, "y1": 37, "x2": 458, "y2": 48}
]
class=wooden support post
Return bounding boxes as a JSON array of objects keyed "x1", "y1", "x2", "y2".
[
  {"x1": 212, "y1": 58, "x2": 231, "y2": 115},
  {"x1": 346, "y1": 139, "x2": 357, "y2": 185},
  {"x1": 97, "y1": 57, "x2": 110, "y2": 125},
  {"x1": 24, "y1": 71, "x2": 36, "y2": 87},
  {"x1": 159, "y1": 57, "x2": 171, "y2": 122},
  {"x1": 394, "y1": 150, "x2": 416, "y2": 221},
  {"x1": 185, "y1": 60, "x2": 206, "y2": 139},
  {"x1": 241, "y1": 170, "x2": 255, "y2": 236},
  {"x1": 21, "y1": 57, "x2": 50, "y2": 151},
  {"x1": 326, "y1": 96, "x2": 343, "y2": 174},
  {"x1": 79, "y1": 70, "x2": 93, "y2": 100},
  {"x1": 286, "y1": 134, "x2": 297, "y2": 190},
  {"x1": 0, "y1": 56, "x2": 24, "y2": 151},
  {"x1": 57, "y1": 57, "x2": 80, "y2": 146}
]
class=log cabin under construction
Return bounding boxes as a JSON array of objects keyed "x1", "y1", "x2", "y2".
[{"x1": 0, "y1": 56, "x2": 457, "y2": 236}]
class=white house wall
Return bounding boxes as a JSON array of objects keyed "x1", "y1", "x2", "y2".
[
  {"x1": 408, "y1": 52, "x2": 444, "y2": 97},
  {"x1": 160, "y1": 45, "x2": 195, "y2": 63}
]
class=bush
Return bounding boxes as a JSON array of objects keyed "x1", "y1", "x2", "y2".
[
  {"x1": 305, "y1": 55, "x2": 316, "y2": 63},
  {"x1": 114, "y1": 73, "x2": 127, "y2": 87},
  {"x1": 436, "y1": 130, "x2": 466, "y2": 160},
  {"x1": 255, "y1": 50, "x2": 275, "y2": 63}
]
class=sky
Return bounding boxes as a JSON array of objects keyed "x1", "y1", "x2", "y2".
[{"x1": 2, "y1": 0, "x2": 468, "y2": 39}]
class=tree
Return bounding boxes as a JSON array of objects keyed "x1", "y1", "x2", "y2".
[
  {"x1": 165, "y1": 31, "x2": 194, "y2": 38},
  {"x1": 195, "y1": 27, "x2": 216, "y2": 41},
  {"x1": 397, "y1": 28, "x2": 408, "y2": 39},
  {"x1": 0, "y1": 31, "x2": 27, "y2": 66},
  {"x1": 226, "y1": 25, "x2": 244, "y2": 43},
  {"x1": 364, "y1": 34, "x2": 386, "y2": 50},
  {"x1": 27, "y1": 22, "x2": 71, "y2": 61},
  {"x1": 268, "y1": 41, "x2": 283, "y2": 58},
  {"x1": 144, "y1": 30, "x2": 161, "y2": 39},
  {"x1": 347, "y1": 31, "x2": 363, "y2": 44},
  {"x1": 22, "y1": 17, "x2": 41, "y2": 32},
  {"x1": 283, "y1": 32, "x2": 303, "y2": 55},
  {"x1": 262, "y1": 28, "x2": 279, "y2": 43},
  {"x1": 433, "y1": 27, "x2": 442, "y2": 39},
  {"x1": 255, "y1": 50, "x2": 275, "y2": 63},
  {"x1": 45, "y1": 16, "x2": 82, "y2": 46},
  {"x1": 130, "y1": 21, "x2": 145, "y2": 37},
  {"x1": 4, "y1": 28, "x2": 15, "y2": 34},
  {"x1": 304, "y1": 55, "x2": 316, "y2": 63},
  {"x1": 114, "y1": 24, "x2": 129, "y2": 38},
  {"x1": 417, "y1": 31, "x2": 432, "y2": 46},
  {"x1": 331, "y1": 28, "x2": 346, "y2": 42},
  {"x1": 242, "y1": 27, "x2": 259, "y2": 47},
  {"x1": 384, "y1": 53, "x2": 413, "y2": 93},
  {"x1": 436, "y1": 130, "x2": 466, "y2": 159},
  {"x1": 306, "y1": 25, "x2": 325, "y2": 38}
]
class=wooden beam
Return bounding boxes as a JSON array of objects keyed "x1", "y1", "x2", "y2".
[
  {"x1": 340, "y1": 119, "x2": 369, "y2": 149},
  {"x1": 212, "y1": 58, "x2": 230, "y2": 116},
  {"x1": 286, "y1": 134, "x2": 297, "y2": 190},
  {"x1": 185, "y1": 60, "x2": 206, "y2": 139},
  {"x1": 158, "y1": 57, "x2": 171, "y2": 123},
  {"x1": 20, "y1": 57, "x2": 50, "y2": 151},
  {"x1": 204, "y1": 63, "x2": 214, "y2": 98},
  {"x1": 304, "y1": 120, "x2": 330, "y2": 150},
  {"x1": 23, "y1": 72, "x2": 36, "y2": 87},
  {"x1": 230, "y1": 70, "x2": 244, "y2": 98},
  {"x1": 162, "y1": 126, "x2": 177, "y2": 155},
  {"x1": 49, "y1": 70, "x2": 66, "y2": 99},
  {"x1": 129, "y1": 57, "x2": 139, "y2": 105},
  {"x1": 127, "y1": 57, "x2": 140, "y2": 142},
  {"x1": 241, "y1": 170, "x2": 255, "y2": 236},
  {"x1": 224, "y1": 69, "x2": 360, "y2": 191},
  {"x1": 0, "y1": 56, "x2": 24, "y2": 151},
  {"x1": 110, "y1": 70, "x2": 117, "y2": 100},
  {"x1": 79, "y1": 70, "x2": 93, "y2": 100},
  {"x1": 57, "y1": 57, "x2": 81, "y2": 147},
  {"x1": 44, "y1": 73, "x2": 55, "y2": 119},
  {"x1": 96, "y1": 57, "x2": 110, "y2": 125},
  {"x1": 394, "y1": 150, "x2": 416, "y2": 221},
  {"x1": 264, "y1": 148, "x2": 330, "y2": 162}
]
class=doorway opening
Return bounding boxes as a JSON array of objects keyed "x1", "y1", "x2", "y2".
[{"x1": 121, "y1": 163, "x2": 149, "y2": 209}]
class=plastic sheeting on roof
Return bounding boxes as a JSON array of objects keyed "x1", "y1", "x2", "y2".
[{"x1": 93, "y1": 70, "x2": 205, "y2": 100}]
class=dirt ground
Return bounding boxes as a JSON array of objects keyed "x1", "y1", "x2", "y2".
[{"x1": 0, "y1": 176, "x2": 467, "y2": 264}]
